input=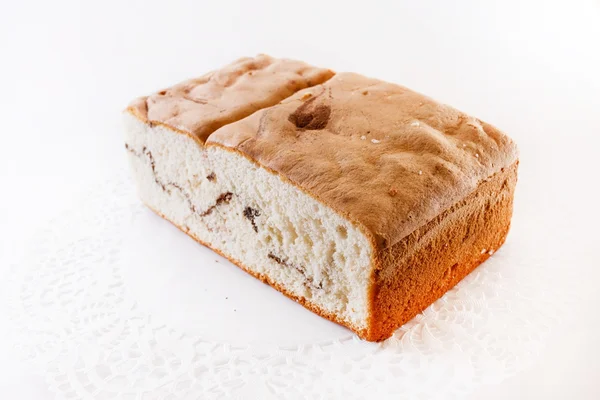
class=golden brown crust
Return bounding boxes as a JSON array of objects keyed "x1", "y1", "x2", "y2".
[
  {"x1": 207, "y1": 73, "x2": 518, "y2": 247},
  {"x1": 142, "y1": 204, "x2": 368, "y2": 338},
  {"x1": 127, "y1": 54, "x2": 334, "y2": 143},
  {"x1": 365, "y1": 161, "x2": 518, "y2": 341}
]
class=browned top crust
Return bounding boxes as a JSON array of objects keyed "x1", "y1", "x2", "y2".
[
  {"x1": 126, "y1": 54, "x2": 334, "y2": 142},
  {"x1": 207, "y1": 73, "x2": 518, "y2": 247}
]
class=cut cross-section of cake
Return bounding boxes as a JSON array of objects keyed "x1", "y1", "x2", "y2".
[{"x1": 124, "y1": 56, "x2": 518, "y2": 342}]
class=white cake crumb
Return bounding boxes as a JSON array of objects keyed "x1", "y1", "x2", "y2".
[
  {"x1": 488, "y1": 249, "x2": 495, "y2": 255},
  {"x1": 371, "y1": 139, "x2": 381, "y2": 144},
  {"x1": 462, "y1": 143, "x2": 467, "y2": 147},
  {"x1": 411, "y1": 121, "x2": 420, "y2": 127},
  {"x1": 418, "y1": 170, "x2": 422, "y2": 175},
  {"x1": 481, "y1": 249, "x2": 486, "y2": 254},
  {"x1": 360, "y1": 135, "x2": 366, "y2": 140},
  {"x1": 475, "y1": 153, "x2": 479, "y2": 158}
]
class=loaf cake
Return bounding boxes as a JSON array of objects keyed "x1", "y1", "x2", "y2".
[{"x1": 124, "y1": 55, "x2": 518, "y2": 342}]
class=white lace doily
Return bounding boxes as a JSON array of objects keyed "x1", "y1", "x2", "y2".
[{"x1": 4, "y1": 173, "x2": 576, "y2": 399}]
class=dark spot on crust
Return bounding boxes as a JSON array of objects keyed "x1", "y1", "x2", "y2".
[
  {"x1": 288, "y1": 96, "x2": 331, "y2": 130},
  {"x1": 206, "y1": 172, "x2": 216, "y2": 182},
  {"x1": 268, "y1": 252, "x2": 323, "y2": 290},
  {"x1": 290, "y1": 105, "x2": 330, "y2": 130},
  {"x1": 243, "y1": 206, "x2": 261, "y2": 232}
]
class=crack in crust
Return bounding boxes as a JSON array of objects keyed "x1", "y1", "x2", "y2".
[
  {"x1": 267, "y1": 252, "x2": 323, "y2": 290},
  {"x1": 125, "y1": 143, "x2": 233, "y2": 217}
]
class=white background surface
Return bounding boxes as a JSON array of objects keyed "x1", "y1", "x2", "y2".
[{"x1": 1, "y1": 0, "x2": 599, "y2": 398}]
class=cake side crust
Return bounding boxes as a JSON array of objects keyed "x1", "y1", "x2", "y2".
[{"x1": 366, "y1": 161, "x2": 519, "y2": 341}]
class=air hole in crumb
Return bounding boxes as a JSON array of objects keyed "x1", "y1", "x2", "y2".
[
  {"x1": 286, "y1": 222, "x2": 299, "y2": 244},
  {"x1": 158, "y1": 90, "x2": 167, "y2": 95},
  {"x1": 326, "y1": 242, "x2": 336, "y2": 266},
  {"x1": 268, "y1": 226, "x2": 283, "y2": 246},
  {"x1": 206, "y1": 172, "x2": 216, "y2": 182},
  {"x1": 265, "y1": 235, "x2": 272, "y2": 245},
  {"x1": 338, "y1": 253, "x2": 346, "y2": 266},
  {"x1": 336, "y1": 225, "x2": 348, "y2": 239},
  {"x1": 303, "y1": 234, "x2": 314, "y2": 249},
  {"x1": 362, "y1": 90, "x2": 368, "y2": 95}
]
